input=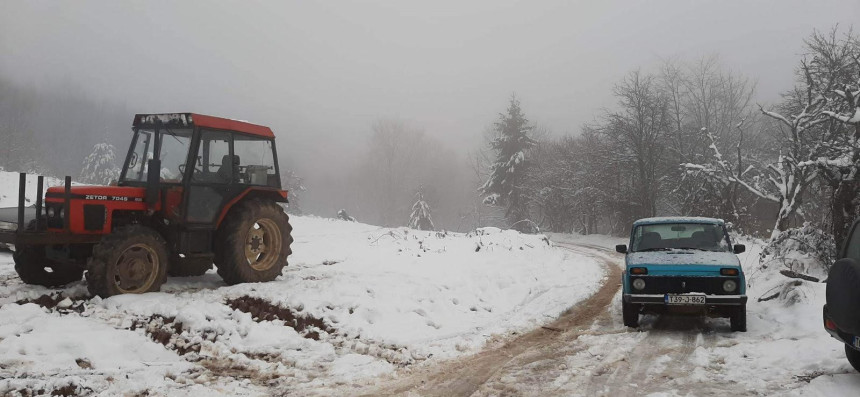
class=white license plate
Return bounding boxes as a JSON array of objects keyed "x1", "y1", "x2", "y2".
[
  {"x1": 665, "y1": 294, "x2": 706, "y2": 305},
  {"x1": 853, "y1": 336, "x2": 860, "y2": 349}
]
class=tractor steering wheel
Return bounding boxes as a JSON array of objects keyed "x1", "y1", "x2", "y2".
[{"x1": 178, "y1": 163, "x2": 202, "y2": 179}]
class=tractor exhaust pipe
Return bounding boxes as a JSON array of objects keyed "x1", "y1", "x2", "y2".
[
  {"x1": 64, "y1": 176, "x2": 71, "y2": 233},
  {"x1": 17, "y1": 173, "x2": 25, "y2": 233},
  {"x1": 35, "y1": 176, "x2": 43, "y2": 231}
]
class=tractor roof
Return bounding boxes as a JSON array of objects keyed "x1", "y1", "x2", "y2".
[{"x1": 132, "y1": 113, "x2": 274, "y2": 139}]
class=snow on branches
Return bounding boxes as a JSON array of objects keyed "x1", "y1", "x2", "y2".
[
  {"x1": 408, "y1": 191, "x2": 434, "y2": 231},
  {"x1": 480, "y1": 95, "x2": 536, "y2": 227},
  {"x1": 79, "y1": 142, "x2": 120, "y2": 185}
]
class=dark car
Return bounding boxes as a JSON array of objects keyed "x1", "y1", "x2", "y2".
[{"x1": 824, "y1": 219, "x2": 860, "y2": 372}]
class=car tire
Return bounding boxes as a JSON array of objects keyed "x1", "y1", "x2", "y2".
[
  {"x1": 730, "y1": 305, "x2": 747, "y2": 332},
  {"x1": 827, "y1": 258, "x2": 860, "y2": 335},
  {"x1": 622, "y1": 301, "x2": 639, "y2": 328},
  {"x1": 845, "y1": 345, "x2": 860, "y2": 372}
]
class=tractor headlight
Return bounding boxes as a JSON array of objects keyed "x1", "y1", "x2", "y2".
[
  {"x1": 46, "y1": 207, "x2": 55, "y2": 217},
  {"x1": 632, "y1": 278, "x2": 646, "y2": 290},
  {"x1": 723, "y1": 280, "x2": 738, "y2": 293},
  {"x1": 58, "y1": 207, "x2": 64, "y2": 219},
  {"x1": 0, "y1": 221, "x2": 16, "y2": 231}
]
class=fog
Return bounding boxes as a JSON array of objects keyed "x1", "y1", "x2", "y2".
[{"x1": 1, "y1": 0, "x2": 858, "y2": 230}]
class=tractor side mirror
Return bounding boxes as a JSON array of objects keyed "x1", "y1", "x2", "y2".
[
  {"x1": 733, "y1": 244, "x2": 746, "y2": 254},
  {"x1": 145, "y1": 159, "x2": 161, "y2": 211},
  {"x1": 615, "y1": 244, "x2": 627, "y2": 254}
]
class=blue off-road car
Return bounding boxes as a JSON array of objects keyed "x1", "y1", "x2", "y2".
[{"x1": 616, "y1": 217, "x2": 748, "y2": 332}]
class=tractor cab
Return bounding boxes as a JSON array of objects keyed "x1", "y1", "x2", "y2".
[
  {"x1": 0, "y1": 113, "x2": 293, "y2": 297},
  {"x1": 119, "y1": 113, "x2": 283, "y2": 224}
]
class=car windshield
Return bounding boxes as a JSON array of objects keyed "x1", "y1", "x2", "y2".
[
  {"x1": 121, "y1": 128, "x2": 193, "y2": 183},
  {"x1": 631, "y1": 223, "x2": 731, "y2": 253}
]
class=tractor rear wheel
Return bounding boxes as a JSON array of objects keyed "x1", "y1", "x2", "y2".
[
  {"x1": 13, "y1": 245, "x2": 84, "y2": 287},
  {"x1": 214, "y1": 199, "x2": 292, "y2": 285},
  {"x1": 168, "y1": 255, "x2": 213, "y2": 277},
  {"x1": 86, "y1": 225, "x2": 168, "y2": 297}
]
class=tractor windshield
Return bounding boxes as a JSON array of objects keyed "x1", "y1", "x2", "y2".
[
  {"x1": 631, "y1": 223, "x2": 731, "y2": 253},
  {"x1": 121, "y1": 128, "x2": 193, "y2": 183}
]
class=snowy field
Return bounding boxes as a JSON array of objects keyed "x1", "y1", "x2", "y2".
[{"x1": 0, "y1": 216, "x2": 604, "y2": 396}]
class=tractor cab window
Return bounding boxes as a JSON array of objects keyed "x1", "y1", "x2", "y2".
[
  {"x1": 192, "y1": 130, "x2": 233, "y2": 184},
  {"x1": 121, "y1": 128, "x2": 193, "y2": 183},
  {"x1": 159, "y1": 128, "x2": 193, "y2": 183},
  {"x1": 233, "y1": 137, "x2": 277, "y2": 186},
  {"x1": 124, "y1": 129, "x2": 155, "y2": 182}
]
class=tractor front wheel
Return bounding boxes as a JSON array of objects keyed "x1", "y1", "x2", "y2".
[
  {"x1": 13, "y1": 245, "x2": 84, "y2": 287},
  {"x1": 86, "y1": 225, "x2": 168, "y2": 297},
  {"x1": 214, "y1": 199, "x2": 293, "y2": 285}
]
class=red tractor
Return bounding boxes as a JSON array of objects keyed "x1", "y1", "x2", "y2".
[{"x1": 0, "y1": 113, "x2": 293, "y2": 297}]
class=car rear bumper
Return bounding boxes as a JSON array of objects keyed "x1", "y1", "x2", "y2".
[
  {"x1": 624, "y1": 293, "x2": 747, "y2": 306},
  {"x1": 824, "y1": 305, "x2": 860, "y2": 351}
]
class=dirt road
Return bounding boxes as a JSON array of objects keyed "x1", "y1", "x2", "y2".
[{"x1": 357, "y1": 243, "x2": 762, "y2": 397}]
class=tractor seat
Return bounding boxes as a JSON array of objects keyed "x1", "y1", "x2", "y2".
[{"x1": 217, "y1": 155, "x2": 240, "y2": 183}]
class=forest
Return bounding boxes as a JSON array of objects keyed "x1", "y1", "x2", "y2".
[{"x1": 1, "y1": 27, "x2": 858, "y2": 258}]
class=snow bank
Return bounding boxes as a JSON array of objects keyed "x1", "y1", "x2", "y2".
[{"x1": 0, "y1": 215, "x2": 604, "y2": 395}]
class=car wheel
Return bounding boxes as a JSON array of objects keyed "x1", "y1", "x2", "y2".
[
  {"x1": 730, "y1": 305, "x2": 747, "y2": 332},
  {"x1": 846, "y1": 345, "x2": 860, "y2": 372},
  {"x1": 622, "y1": 301, "x2": 639, "y2": 328}
]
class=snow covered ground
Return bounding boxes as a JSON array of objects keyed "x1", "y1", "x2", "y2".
[
  {"x1": 0, "y1": 216, "x2": 604, "y2": 396},
  {"x1": 492, "y1": 233, "x2": 860, "y2": 396}
]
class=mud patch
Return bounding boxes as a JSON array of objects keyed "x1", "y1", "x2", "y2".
[
  {"x1": 795, "y1": 371, "x2": 827, "y2": 383},
  {"x1": 129, "y1": 314, "x2": 203, "y2": 356},
  {"x1": 226, "y1": 296, "x2": 334, "y2": 340},
  {"x1": 9, "y1": 383, "x2": 91, "y2": 397},
  {"x1": 15, "y1": 293, "x2": 87, "y2": 314}
]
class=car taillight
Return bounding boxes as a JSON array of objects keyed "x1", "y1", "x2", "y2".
[{"x1": 825, "y1": 319, "x2": 838, "y2": 331}]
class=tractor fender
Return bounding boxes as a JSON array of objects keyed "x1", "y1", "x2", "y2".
[{"x1": 215, "y1": 187, "x2": 288, "y2": 228}]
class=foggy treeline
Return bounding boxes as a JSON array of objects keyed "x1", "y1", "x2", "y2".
[
  {"x1": 0, "y1": 73, "x2": 129, "y2": 178},
  {"x1": 515, "y1": 27, "x2": 860, "y2": 249},
  {"x1": 1, "y1": 27, "x2": 858, "y2": 249}
]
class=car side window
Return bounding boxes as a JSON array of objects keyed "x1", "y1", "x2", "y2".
[{"x1": 845, "y1": 224, "x2": 860, "y2": 260}]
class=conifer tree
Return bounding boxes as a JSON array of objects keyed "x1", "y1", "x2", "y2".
[
  {"x1": 480, "y1": 95, "x2": 536, "y2": 229},
  {"x1": 409, "y1": 190, "x2": 435, "y2": 231},
  {"x1": 80, "y1": 142, "x2": 120, "y2": 185}
]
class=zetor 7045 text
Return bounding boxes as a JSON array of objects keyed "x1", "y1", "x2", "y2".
[
  {"x1": 0, "y1": 113, "x2": 293, "y2": 297},
  {"x1": 616, "y1": 217, "x2": 747, "y2": 332}
]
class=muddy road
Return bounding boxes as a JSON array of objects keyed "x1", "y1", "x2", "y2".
[{"x1": 354, "y1": 243, "x2": 762, "y2": 397}]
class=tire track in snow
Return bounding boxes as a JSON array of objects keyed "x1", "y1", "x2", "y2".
[{"x1": 351, "y1": 242, "x2": 622, "y2": 397}]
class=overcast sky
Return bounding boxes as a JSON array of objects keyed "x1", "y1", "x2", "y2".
[{"x1": 2, "y1": 0, "x2": 858, "y2": 176}]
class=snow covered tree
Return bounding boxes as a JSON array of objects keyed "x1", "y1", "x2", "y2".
[
  {"x1": 601, "y1": 71, "x2": 672, "y2": 224},
  {"x1": 480, "y1": 95, "x2": 537, "y2": 230},
  {"x1": 812, "y1": 28, "x2": 860, "y2": 248},
  {"x1": 281, "y1": 169, "x2": 306, "y2": 215},
  {"x1": 408, "y1": 190, "x2": 434, "y2": 231},
  {"x1": 79, "y1": 142, "x2": 121, "y2": 185}
]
